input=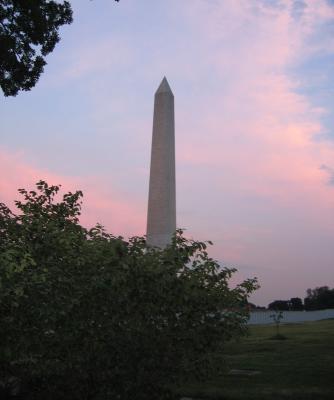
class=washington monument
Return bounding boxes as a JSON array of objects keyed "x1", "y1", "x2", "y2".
[{"x1": 146, "y1": 77, "x2": 176, "y2": 248}]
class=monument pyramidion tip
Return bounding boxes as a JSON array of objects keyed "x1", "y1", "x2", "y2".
[{"x1": 155, "y1": 76, "x2": 173, "y2": 95}]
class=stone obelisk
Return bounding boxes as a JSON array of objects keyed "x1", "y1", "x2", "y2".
[{"x1": 146, "y1": 77, "x2": 176, "y2": 248}]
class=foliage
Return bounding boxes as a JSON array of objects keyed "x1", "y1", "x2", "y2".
[
  {"x1": 0, "y1": 181, "x2": 258, "y2": 400},
  {"x1": 289, "y1": 297, "x2": 304, "y2": 311},
  {"x1": 0, "y1": 0, "x2": 119, "y2": 96},
  {"x1": 304, "y1": 286, "x2": 334, "y2": 310},
  {"x1": 0, "y1": 0, "x2": 73, "y2": 96},
  {"x1": 268, "y1": 300, "x2": 290, "y2": 311},
  {"x1": 268, "y1": 297, "x2": 304, "y2": 311}
]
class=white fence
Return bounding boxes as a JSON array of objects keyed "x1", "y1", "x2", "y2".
[{"x1": 248, "y1": 309, "x2": 334, "y2": 325}]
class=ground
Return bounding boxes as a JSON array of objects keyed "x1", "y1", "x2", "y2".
[{"x1": 178, "y1": 319, "x2": 334, "y2": 400}]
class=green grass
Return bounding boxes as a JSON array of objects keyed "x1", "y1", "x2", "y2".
[{"x1": 179, "y1": 319, "x2": 334, "y2": 400}]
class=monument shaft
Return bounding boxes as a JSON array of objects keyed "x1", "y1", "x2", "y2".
[{"x1": 146, "y1": 77, "x2": 176, "y2": 248}]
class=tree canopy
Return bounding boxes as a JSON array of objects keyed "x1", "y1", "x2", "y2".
[
  {"x1": 268, "y1": 297, "x2": 304, "y2": 311},
  {"x1": 304, "y1": 286, "x2": 334, "y2": 310},
  {"x1": 0, "y1": 181, "x2": 258, "y2": 399},
  {"x1": 0, "y1": 1, "x2": 73, "y2": 96},
  {"x1": 0, "y1": 0, "x2": 119, "y2": 96}
]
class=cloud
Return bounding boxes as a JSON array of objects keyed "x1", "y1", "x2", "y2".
[
  {"x1": 169, "y1": 0, "x2": 334, "y2": 304},
  {"x1": 319, "y1": 164, "x2": 334, "y2": 186},
  {"x1": 0, "y1": 147, "x2": 145, "y2": 238},
  {"x1": 61, "y1": 37, "x2": 134, "y2": 82},
  {"x1": 173, "y1": 0, "x2": 334, "y2": 209}
]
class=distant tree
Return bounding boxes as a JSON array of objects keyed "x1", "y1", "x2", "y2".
[
  {"x1": 0, "y1": 0, "x2": 119, "y2": 96},
  {"x1": 304, "y1": 286, "x2": 334, "y2": 310},
  {"x1": 268, "y1": 300, "x2": 290, "y2": 311},
  {"x1": 0, "y1": 181, "x2": 259, "y2": 399},
  {"x1": 245, "y1": 302, "x2": 266, "y2": 310},
  {"x1": 289, "y1": 297, "x2": 304, "y2": 311},
  {"x1": 269, "y1": 310, "x2": 284, "y2": 336},
  {"x1": 246, "y1": 302, "x2": 257, "y2": 310}
]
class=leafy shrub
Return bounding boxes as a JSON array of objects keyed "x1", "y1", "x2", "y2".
[{"x1": 0, "y1": 181, "x2": 258, "y2": 399}]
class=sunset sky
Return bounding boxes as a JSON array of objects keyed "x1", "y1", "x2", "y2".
[{"x1": 1, "y1": 0, "x2": 334, "y2": 306}]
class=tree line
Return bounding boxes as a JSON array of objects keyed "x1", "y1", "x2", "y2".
[{"x1": 267, "y1": 286, "x2": 334, "y2": 311}]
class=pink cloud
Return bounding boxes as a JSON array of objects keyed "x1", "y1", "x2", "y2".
[
  {"x1": 175, "y1": 0, "x2": 334, "y2": 204},
  {"x1": 169, "y1": 0, "x2": 334, "y2": 304},
  {"x1": 0, "y1": 147, "x2": 146, "y2": 238}
]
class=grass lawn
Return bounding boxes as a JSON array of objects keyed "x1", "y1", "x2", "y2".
[{"x1": 178, "y1": 319, "x2": 334, "y2": 400}]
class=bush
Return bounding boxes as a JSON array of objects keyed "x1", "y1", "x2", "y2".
[{"x1": 0, "y1": 181, "x2": 258, "y2": 400}]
